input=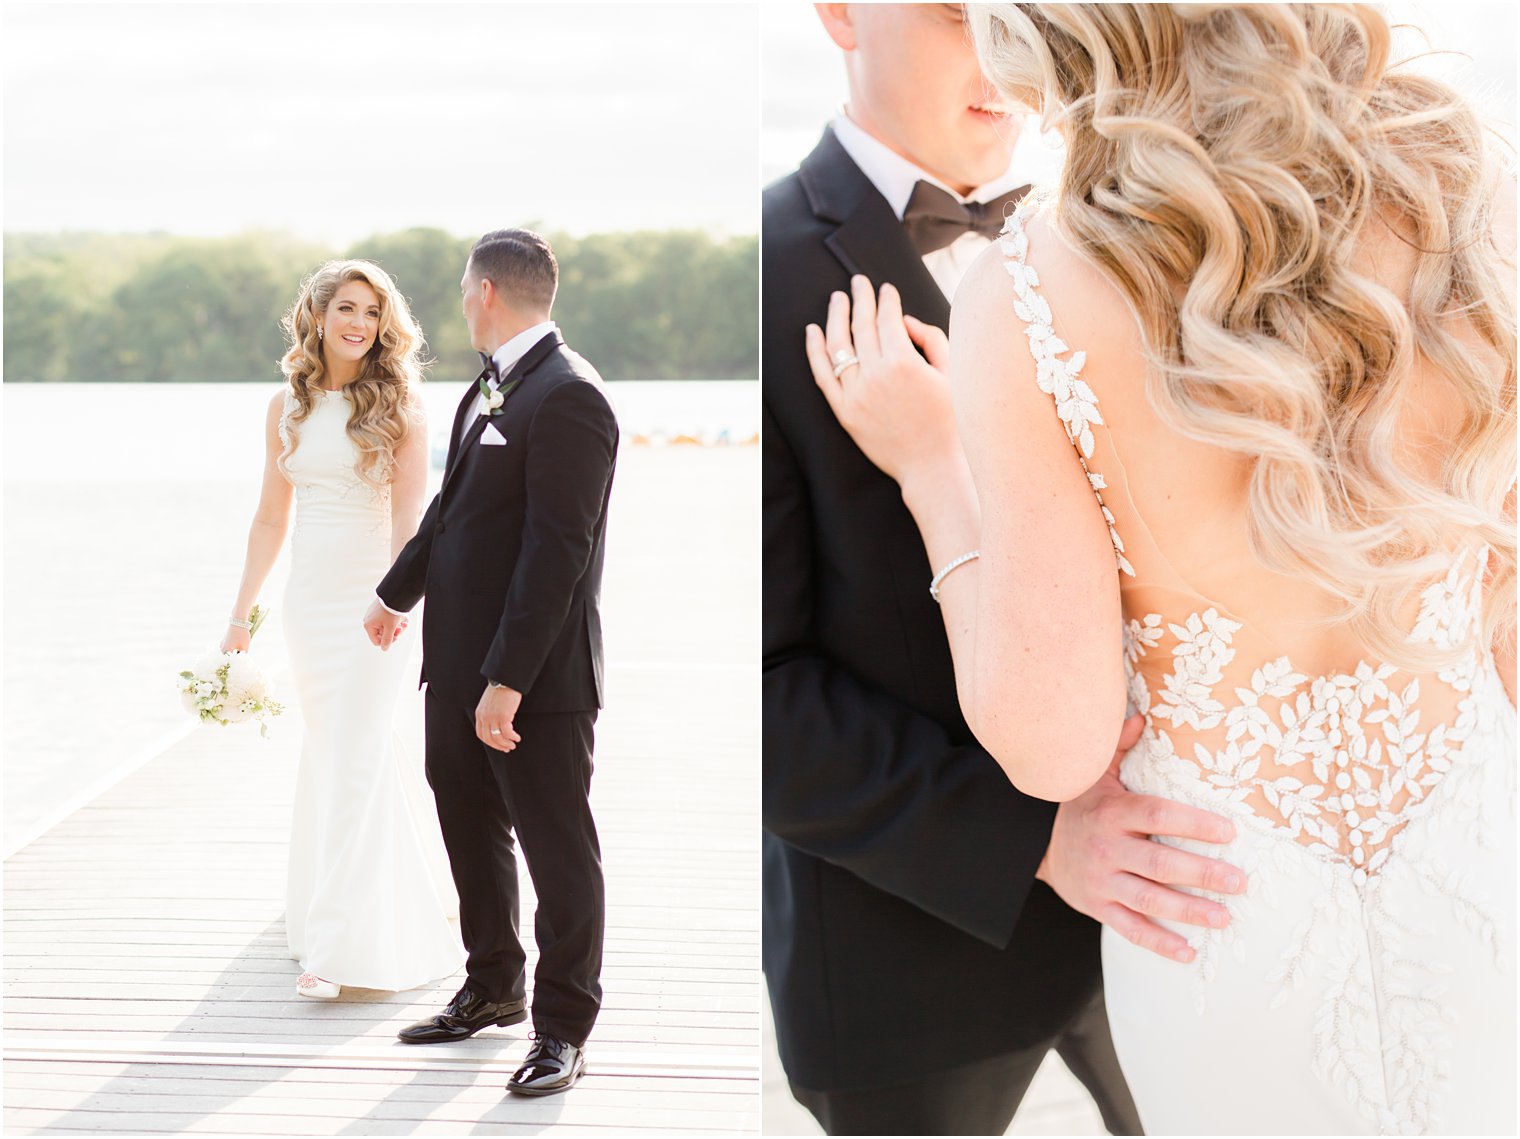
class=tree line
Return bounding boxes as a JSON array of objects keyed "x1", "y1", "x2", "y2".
[{"x1": 3, "y1": 227, "x2": 757, "y2": 383}]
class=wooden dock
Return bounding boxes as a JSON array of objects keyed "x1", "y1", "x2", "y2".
[{"x1": 3, "y1": 446, "x2": 761, "y2": 1135}]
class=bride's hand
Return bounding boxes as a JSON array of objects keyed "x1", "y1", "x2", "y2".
[
  {"x1": 805, "y1": 275, "x2": 959, "y2": 486},
  {"x1": 362, "y1": 599, "x2": 408, "y2": 652},
  {"x1": 220, "y1": 625, "x2": 251, "y2": 654}
]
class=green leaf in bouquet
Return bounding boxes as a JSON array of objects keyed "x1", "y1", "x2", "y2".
[{"x1": 248, "y1": 605, "x2": 269, "y2": 638}]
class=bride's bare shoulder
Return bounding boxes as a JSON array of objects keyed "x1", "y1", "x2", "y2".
[
  {"x1": 952, "y1": 206, "x2": 1144, "y2": 368},
  {"x1": 264, "y1": 388, "x2": 292, "y2": 447}
]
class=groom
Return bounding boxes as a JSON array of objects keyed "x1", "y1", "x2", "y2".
[
  {"x1": 764, "y1": 6, "x2": 1244, "y2": 1134},
  {"x1": 363, "y1": 229, "x2": 618, "y2": 1098}
]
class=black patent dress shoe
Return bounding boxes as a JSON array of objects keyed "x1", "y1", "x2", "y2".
[
  {"x1": 506, "y1": 1033, "x2": 586, "y2": 1096},
  {"x1": 397, "y1": 986, "x2": 527, "y2": 1044}
]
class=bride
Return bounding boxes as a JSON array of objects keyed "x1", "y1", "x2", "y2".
[
  {"x1": 222, "y1": 260, "x2": 465, "y2": 999},
  {"x1": 808, "y1": 4, "x2": 1515, "y2": 1133}
]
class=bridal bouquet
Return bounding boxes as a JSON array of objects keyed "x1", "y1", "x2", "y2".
[{"x1": 178, "y1": 605, "x2": 284, "y2": 736}]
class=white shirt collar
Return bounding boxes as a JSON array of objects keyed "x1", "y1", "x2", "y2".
[
  {"x1": 489, "y1": 320, "x2": 558, "y2": 384},
  {"x1": 830, "y1": 111, "x2": 1030, "y2": 220}
]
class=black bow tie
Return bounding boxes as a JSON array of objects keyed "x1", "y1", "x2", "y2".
[
  {"x1": 477, "y1": 352, "x2": 501, "y2": 388},
  {"x1": 902, "y1": 180, "x2": 1031, "y2": 256}
]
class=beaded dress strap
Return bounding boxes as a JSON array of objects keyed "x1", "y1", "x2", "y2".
[{"x1": 998, "y1": 201, "x2": 1134, "y2": 578}]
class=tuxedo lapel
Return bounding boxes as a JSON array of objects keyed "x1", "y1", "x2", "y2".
[
  {"x1": 455, "y1": 409, "x2": 491, "y2": 456},
  {"x1": 503, "y1": 330, "x2": 564, "y2": 392},
  {"x1": 442, "y1": 368, "x2": 488, "y2": 478},
  {"x1": 800, "y1": 127, "x2": 951, "y2": 331}
]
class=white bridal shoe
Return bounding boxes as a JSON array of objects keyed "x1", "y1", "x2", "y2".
[{"x1": 296, "y1": 972, "x2": 340, "y2": 999}]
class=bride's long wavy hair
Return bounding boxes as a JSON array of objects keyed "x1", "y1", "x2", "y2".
[
  {"x1": 279, "y1": 260, "x2": 425, "y2": 489},
  {"x1": 970, "y1": 3, "x2": 1515, "y2": 668}
]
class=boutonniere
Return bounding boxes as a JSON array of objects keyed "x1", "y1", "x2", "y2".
[{"x1": 479, "y1": 376, "x2": 520, "y2": 417}]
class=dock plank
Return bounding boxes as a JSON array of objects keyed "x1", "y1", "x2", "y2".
[{"x1": 4, "y1": 447, "x2": 761, "y2": 1135}]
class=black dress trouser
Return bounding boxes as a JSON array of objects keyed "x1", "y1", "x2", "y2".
[
  {"x1": 789, "y1": 987, "x2": 1143, "y2": 1136},
  {"x1": 423, "y1": 689, "x2": 604, "y2": 1046}
]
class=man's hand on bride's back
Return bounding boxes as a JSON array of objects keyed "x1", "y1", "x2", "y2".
[
  {"x1": 1037, "y1": 713, "x2": 1246, "y2": 964},
  {"x1": 805, "y1": 275, "x2": 958, "y2": 485}
]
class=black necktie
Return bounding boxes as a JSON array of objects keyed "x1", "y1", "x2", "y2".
[
  {"x1": 477, "y1": 352, "x2": 500, "y2": 387},
  {"x1": 901, "y1": 180, "x2": 1031, "y2": 256}
]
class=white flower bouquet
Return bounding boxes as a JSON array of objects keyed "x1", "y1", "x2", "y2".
[{"x1": 178, "y1": 605, "x2": 284, "y2": 736}]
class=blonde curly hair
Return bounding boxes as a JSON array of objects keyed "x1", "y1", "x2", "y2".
[
  {"x1": 971, "y1": 2, "x2": 1516, "y2": 668},
  {"x1": 278, "y1": 259, "x2": 426, "y2": 489}
]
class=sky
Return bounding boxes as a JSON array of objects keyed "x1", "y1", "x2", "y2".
[
  {"x1": 761, "y1": 1, "x2": 1518, "y2": 186},
  {"x1": 3, "y1": 2, "x2": 761, "y2": 243},
  {"x1": 5, "y1": 3, "x2": 1513, "y2": 241}
]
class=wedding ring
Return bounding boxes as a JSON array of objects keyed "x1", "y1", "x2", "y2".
[
  {"x1": 490, "y1": 728, "x2": 502, "y2": 735},
  {"x1": 832, "y1": 353, "x2": 860, "y2": 377}
]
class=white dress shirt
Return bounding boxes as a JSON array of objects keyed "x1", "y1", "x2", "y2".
[{"x1": 830, "y1": 111, "x2": 1060, "y2": 300}]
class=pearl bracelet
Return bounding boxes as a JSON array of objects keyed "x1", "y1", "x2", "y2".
[
  {"x1": 929, "y1": 550, "x2": 981, "y2": 604},
  {"x1": 228, "y1": 616, "x2": 254, "y2": 631}
]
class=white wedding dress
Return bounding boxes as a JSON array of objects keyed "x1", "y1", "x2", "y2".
[
  {"x1": 1000, "y1": 201, "x2": 1516, "y2": 1135},
  {"x1": 277, "y1": 388, "x2": 465, "y2": 990}
]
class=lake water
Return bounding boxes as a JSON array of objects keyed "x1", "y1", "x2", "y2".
[
  {"x1": 3, "y1": 379, "x2": 758, "y2": 483},
  {"x1": 2, "y1": 380, "x2": 759, "y2": 852}
]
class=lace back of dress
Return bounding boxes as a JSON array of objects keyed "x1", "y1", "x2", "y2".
[{"x1": 998, "y1": 199, "x2": 1497, "y2": 879}]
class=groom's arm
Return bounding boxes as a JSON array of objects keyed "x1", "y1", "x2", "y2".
[
  {"x1": 483, "y1": 380, "x2": 618, "y2": 692},
  {"x1": 376, "y1": 490, "x2": 443, "y2": 612},
  {"x1": 763, "y1": 403, "x2": 1053, "y2": 950}
]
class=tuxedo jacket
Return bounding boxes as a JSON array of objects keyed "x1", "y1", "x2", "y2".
[
  {"x1": 762, "y1": 128, "x2": 1101, "y2": 1090},
  {"x1": 378, "y1": 331, "x2": 618, "y2": 716}
]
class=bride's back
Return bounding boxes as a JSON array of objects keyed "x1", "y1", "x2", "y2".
[
  {"x1": 1010, "y1": 196, "x2": 1508, "y2": 869},
  {"x1": 1004, "y1": 192, "x2": 1518, "y2": 1139},
  {"x1": 1030, "y1": 199, "x2": 1505, "y2": 647},
  {"x1": 973, "y1": 0, "x2": 1517, "y2": 872}
]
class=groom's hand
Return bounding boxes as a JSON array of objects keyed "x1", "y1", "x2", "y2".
[
  {"x1": 363, "y1": 599, "x2": 407, "y2": 651},
  {"x1": 475, "y1": 684, "x2": 523, "y2": 753},
  {"x1": 1037, "y1": 713, "x2": 1246, "y2": 964}
]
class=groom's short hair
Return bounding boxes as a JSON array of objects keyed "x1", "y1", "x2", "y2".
[{"x1": 469, "y1": 229, "x2": 558, "y2": 313}]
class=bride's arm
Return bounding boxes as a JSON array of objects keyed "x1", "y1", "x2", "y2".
[
  {"x1": 388, "y1": 404, "x2": 429, "y2": 561},
  {"x1": 811, "y1": 265, "x2": 1126, "y2": 800},
  {"x1": 943, "y1": 252, "x2": 1127, "y2": 799},
  {"x1": 221, "y1": 392, "x2": 294, "y2": 652}
]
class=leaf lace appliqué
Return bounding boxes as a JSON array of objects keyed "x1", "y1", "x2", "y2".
[
  {"x1": 1000, "y1": 203, "x2": 1133, "y2": 577},
  {"x1": 1121, "y1": 547, "x2": 1505, "y2": 1133}
]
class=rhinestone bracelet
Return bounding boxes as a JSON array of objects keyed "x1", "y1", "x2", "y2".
[{"x1": 929, "y1": 550, "x2": 981, "y2": 604}]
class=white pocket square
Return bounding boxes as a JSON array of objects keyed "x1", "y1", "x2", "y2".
[{"x1": 479, "y1": 422, "x2": 508, "y2": 446}]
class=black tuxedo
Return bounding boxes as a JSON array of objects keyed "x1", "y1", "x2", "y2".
[
  {"x1": 763, "y1": 128, "x2": 1135, "y2": 1131},
  {"x1": 381, "y1": 331, "x2": 613, "y2": 715},
  {"x1": 378, "y1": 329, "x2": 617, "y2": 1046}
]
